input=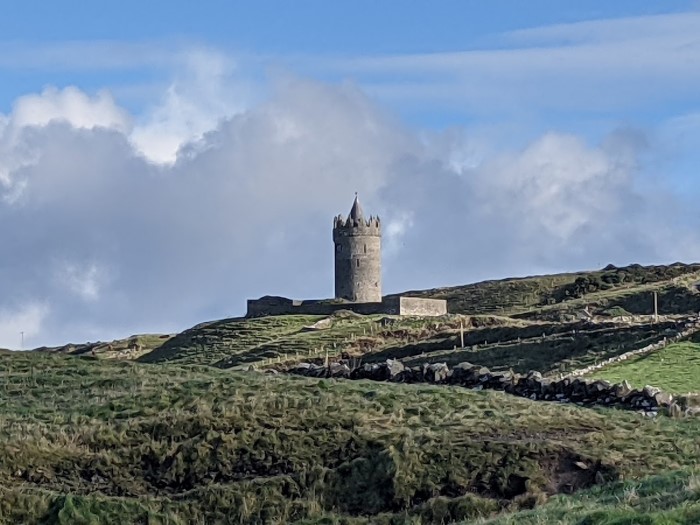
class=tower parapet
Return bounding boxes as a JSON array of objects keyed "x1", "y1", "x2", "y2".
[{"x1": 333, "y1": 195, "x2": 382, "y2": 302}]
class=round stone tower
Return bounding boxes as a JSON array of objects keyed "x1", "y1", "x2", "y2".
[{"x1": 333, "y1": 194, "x2": 382, "y2": 303}]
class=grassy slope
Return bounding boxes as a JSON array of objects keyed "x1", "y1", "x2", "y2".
[
  {"x1": 1, "y1": 352, "x2": 699, "y2": 524},
  {"x1": 35, "y1": 333, "x2": 174, "y2": 359},
  {"x1": 139, "y1": 314, "x2": 377, "y2": 368},
  {"x1": 363, "y1": 321, "x2": 678, "y2": 376},
  {"x1": 482, "y1": 470, "x2": 700, "y2": 525},
  {"x1": 394, "y1": 263, "x2": 700, "y2": 318},
  {"x1": 140, "y1": 314, "x2": 686, "y2": 380},
  {"x1": 391, "y1": 272, "x2": 579, "y2": 316},
  {"x1": 591, "y1": 341, "x2": 700, "y2": 394},
  {"x1": 132, "y1": 263, "x2": 700, "y2": 373}
]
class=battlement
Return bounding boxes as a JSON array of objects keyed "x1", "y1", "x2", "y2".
[{"x1": 332, "y1": 214, "x2": 381, "y2": 237}]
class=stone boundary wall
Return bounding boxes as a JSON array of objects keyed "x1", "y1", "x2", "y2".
[
  {"x1": 246, "y1": 295, "x2": 447, "y2": 318},
  {"x1": 287, "y1": 359, "x2": 677, "y2": 413},
  {"x1": 398, "y1": 297, "x2": 448, "y2": 316},
  {"x1": 563, "y1": 319, "x2": 700, "y2": 379},
  {"x1": 246, "y1": 296, "x2": 391, "y2": 317}
]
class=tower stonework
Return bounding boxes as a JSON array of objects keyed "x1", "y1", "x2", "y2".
[
  {"x1": 333, "y1": 195, "x2": 382, "y2": 303},
  {"x1": 246, "y1": 193, "x2": 446, "y2": 317}
]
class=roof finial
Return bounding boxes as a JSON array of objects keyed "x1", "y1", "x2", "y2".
[{"x1": 348, "y1": 192, "x2": 364, "y2": 221}]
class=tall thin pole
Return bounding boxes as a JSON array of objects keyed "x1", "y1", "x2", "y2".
[
  {"x1": 460, "y1": 320, "x2": 465, "y2": 349},
  {"x1": 653, "y1": 291, "x2": 659, "y2": 323},
  {"x1": 20, "y1": 331, "x2": 24, "y2": 350}
]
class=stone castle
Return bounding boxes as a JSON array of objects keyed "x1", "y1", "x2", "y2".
[
  {"x1": 246, "y1": 195, "x2": 447, "y2": 317},
  {"x1": 333, "y1": 194, "x2": 382, "y2": 303}
]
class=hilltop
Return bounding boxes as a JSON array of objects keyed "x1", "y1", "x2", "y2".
[
  {"x1": 393, "y1": 262, "x2": 700, "y2": 319},
  {"x1": 33, "y1": 334, "x2": 174, "y2": 359},
  {"x1": 10, "y1": 261, "x2": 700, "y2": 523},
  {"x1": 34, "y1": 263, "x2": 700, "y2": 392},
  {"x1": 130, "y1": 263, "x2": 700, "y2": 390}
]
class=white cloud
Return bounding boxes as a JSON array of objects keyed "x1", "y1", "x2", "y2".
[
  {"x1": 130, "y1": 48, "x2": 251, "y2": 164},
  {"x1": 471, "y1": 133, "x2": 630, "y2": 240},
  {"x1": 0, "y1": 74, "x2": 414, "y2": 346},
  {"x1": 0, "y1": 86, "x2": 132, "y2": 204},
  {"x1": 0, "y1": 303, "x2": 49, "y2": 349},
  {"x1": 0, "y1": 40, "x2": 178, "y2": 71},
  {"x1": 312, "y1": 12, "x2": 700, "y2": 114},
  {"x1": 506, "y1": 12, "x2": 700, "y2": 45},
  {"x1": 12, "y1": 86, "x2": 130, "y2": 132},
  {"x1": 383, "y1": 212, "x2": 414, "y2": 258},
  {"x1": 54, "y1": 261, "x2": 110, "y2": 302},
  {"x1": 0, "y1": 41, "x2": 699, "y2": 347}
]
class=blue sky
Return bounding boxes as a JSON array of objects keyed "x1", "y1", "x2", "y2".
[
  {"x1": 2, "y1": 1, "x2": 698, "y2": 153},
  {"x1": 4, "y1": 1, "x2": 682, "y2": 49},
  {"x1": 2, "y1": 1, "x2": 697, "y2": 114},
  {"x1": 1, "y1": 1, "x2": 700, "y2": 346}
]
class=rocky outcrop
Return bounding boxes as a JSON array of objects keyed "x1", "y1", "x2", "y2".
[{"x1": 287, "y1": 359, "x2": 676, "y2": 413}]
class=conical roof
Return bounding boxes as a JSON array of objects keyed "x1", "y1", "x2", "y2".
[{"x1": 348, "y1": 193, "x2": 364, "y2": 221}]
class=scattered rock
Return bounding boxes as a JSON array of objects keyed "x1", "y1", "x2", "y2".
[
  {"x1": 614, "y1": 380, "x2": 633, "y2": 398},
  {"x1": 329, "y1": 362, "x2": 351, "y2": 378},
  {"x1": 668, "y1": 402, "x2": 683, "y2": 418},
  {"x1": 653, "y1": 391, "x2": 673, "y2": 407},
  {"x1": 424, "y1": 362, "x2": 450, "y2": 383},
  {"x1": 643, "y1": 385, "x2": 661, "y2": 398},
  {"x1": 386, "y1": 359, "x2": 405, "y2": 380}
]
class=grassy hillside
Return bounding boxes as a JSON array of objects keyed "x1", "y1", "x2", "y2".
[
  {"x1": 591, "y1": 340, "x2": 700, "y2": 394},
  {"x1": 139, "y1": 314, "x2": 353, "y2": 367},
  {"x1": 138, "y1": 312, "x2": 689, "y2": 381},
  {"x1": 483, "y1": 470, "x2": 700, "y2": 525},
  {"x1": 137, "y1": 313, "x2": 521, "y2": 369},
  {"x1": 394, "y1": 263, "x2": 700, "y2": 318},
  {"x1": 362, "y1": 320, "x2": 682, "y2": 376},
  {"x1": 6, "y1": 262, "x2": 700, "y2": 523},
  {"x1": 35, "y1": 333, "x2": 173, "y2": 360},
  {"x1": 1, "y1": 351, "x2": 699, "y2": 524},
  {"x1": 130, "y1": 263, "x2": 700, "y2": 374}
]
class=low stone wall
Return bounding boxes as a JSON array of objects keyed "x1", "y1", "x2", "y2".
[
  {"x1": 288, "y1": 359, "x2": 675, "y2": 413},
  {"x1": 398, "y1": 296, "x2": 447, "y2": 316},
  {"x1": 246, "y1": 295, "x2": 447, "y2": 317},
  {"x1": 246, "y1": 296, "x2": 390, "y2": 317}
]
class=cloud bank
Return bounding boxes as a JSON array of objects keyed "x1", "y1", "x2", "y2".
[{"x1": 1, "y1": 12, "x2": 699, "y2": 348}]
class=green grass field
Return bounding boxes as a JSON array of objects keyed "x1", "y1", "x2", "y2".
[
  {"x1": 125, "y1": 263, "x2": 700, "y2": 375},
  {"x1": 591, "y1": 341, "x2": 700, "y2": 394},
  {"x1": 35, "y1": 333, "x2": 174, "y2": 359},
  {"x1": 136, "y1": 313, "x2": 683, "y2": 380},
  {"x1": 1, "y1": 351, "x2": 699, "y2": 524},
  {"x1": 14, "y1": 262, "x2": 700, "y2": 523},
  {"x1": 364, "y1": 321, "x2": 677, "y2": 376},
  {"x1": 483, "y1": 470, "x2": 700, "y2": 525},
  {"x1": 32, "y1": 263, "x2": 700, "y2": 382}
]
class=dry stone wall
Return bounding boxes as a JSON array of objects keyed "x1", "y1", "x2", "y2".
[
  {"x1": 398, "y1": 297, "x2": 448, "y2": 316},
  {"x1": 288, "y1": 359, "x2": 676, "y2": 413},
  {"x1": 246, "y1": 295, "x2": 447, "y2": 317}
]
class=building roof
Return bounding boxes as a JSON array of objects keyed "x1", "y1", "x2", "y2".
[{"x1": 348, "y1": 193, "x2": 364, "y2": 221}]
